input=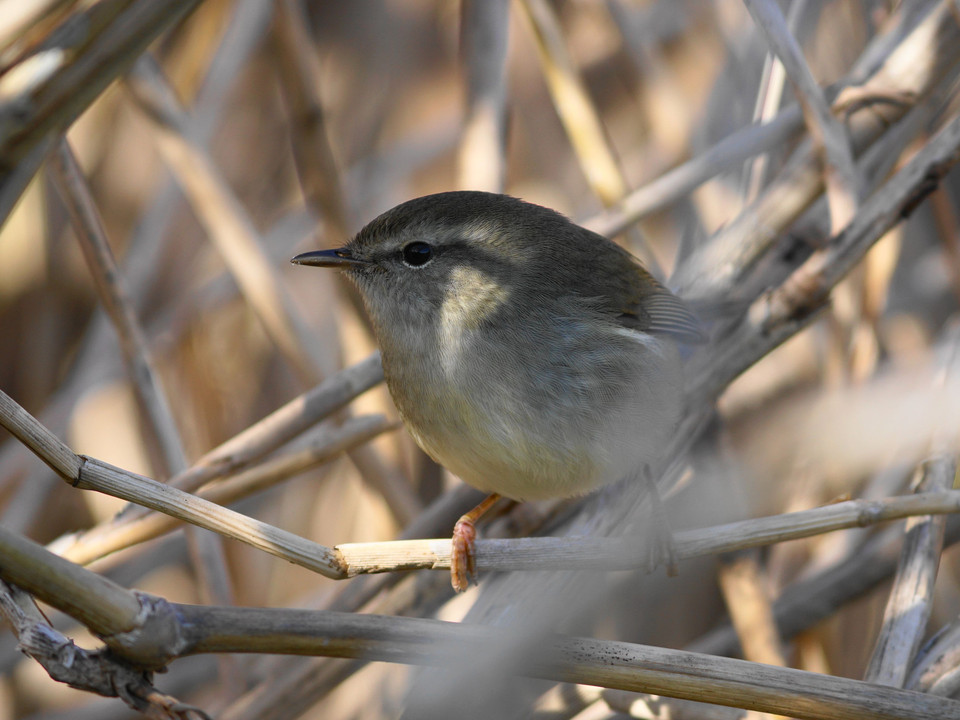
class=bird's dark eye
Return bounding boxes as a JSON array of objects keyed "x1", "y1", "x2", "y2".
[{"x1": 401, "y1": 242, "x2": 433, "y2": 267}]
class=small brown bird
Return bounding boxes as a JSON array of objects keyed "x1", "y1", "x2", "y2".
[{"x1": 293, "y1": 191, "x2": 701, "y2": 591}]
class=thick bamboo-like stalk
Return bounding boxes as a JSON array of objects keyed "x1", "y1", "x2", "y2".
[
  {"x1": 178, "y1": 605, "x2": 960, "y2": 720},
  {"x1": 0, "y1": 524, "x2": 141, "y2": 639}
]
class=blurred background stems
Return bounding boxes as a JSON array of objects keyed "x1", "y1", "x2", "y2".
[{"x1": 2, "y1": 2, "x2": 960, "y2": 720}]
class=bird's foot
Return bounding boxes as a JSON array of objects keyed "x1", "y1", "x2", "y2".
[{"x1": 451, "y1": 515, "x2": 477, "y2": 593}]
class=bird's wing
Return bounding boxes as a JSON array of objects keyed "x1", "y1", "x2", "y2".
[{"x1": 614, "y1": 262, "x2": 705, "y2": 344}]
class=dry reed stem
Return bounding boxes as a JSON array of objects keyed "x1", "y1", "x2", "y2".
[
  {"x1": 272, "y1": 0, "x2": 350, "y2": 245},
  {"x1": 585, "y1": 107, "x2": 804, "y2": 238},
  {"x1": 717, "y1": 551, "x2": 787, "y2": 668},
  {"x1": 57, "y1": 414, "x2": 396, "y2": 566},
  {"x1": 587, "y1": 3, "x2": 924, "y2": 240},
  {"x1": 0, "y1": 581, "x2": 206, "y2": 719},
  {"x1": 866, "y1": 457, "x2": 956, "y2": 686},
  {"x1": 0, "y1": 523, "x2": 140, "y2": 638},
  {"x1": 125, "y1": 55, "x2": 325, "y2": 387},
  {"x1": 744, "y1": 0, "x2": 862, "y2": 233},
  {"x1": 517, "y1": 0, "x2": 626, "y2": 205},
  {"x1": 174, "y1": 353, "x2": 384, "y2": 493},
  {"x1": 48, "y1": 138, "x2": 239, "y2": 643},
  {"x1": 517, "y1": 0, "x2": 659, "y2": 273},
  {"x1": 689, "y1": 516, "x2": 960, "y2": 659},
  {"x1": 46, "y1": 353, "x2": 383, "y2": 564},
  {"x1": 674, "y1": 0, "x2": 960, "y2": 298},
  {"x1": 332, "y1": 491, "x2": 960, "y2": 576},
  {"x1": 49, "y1": 139, "x2": 189, "y2": 477},
  {"x1": 175, "y1": 605, "x2": 960, "y2": 720},
  {"x1": 0, "y1": 0, "x2": 203, "y2": 173},
  {"x1": 0, "y1": 387, "x2": 345, "y2": 578},
  {"x1": 761, "y1": 112, "x2": 960, "y2": 332},
  {"x1": 457, "y1": 0, "x2": 510, "y2": 192},
  {"x1": 76, "y1": 456, "x2": 344, "y2": 579},
  {"x1": 907, "y1": 615, "x2": 960, "y2": 694},
  {"x1": 686, "y1": 108, "x2": 960, "y2": 407},
  {"x1": 740, "y1": 1, "x2": 802, "y2": 207}
]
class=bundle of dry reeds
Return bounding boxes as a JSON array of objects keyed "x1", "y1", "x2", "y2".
[{"x1": 2, "y1": 1, "x2": 960, "y2": 719}]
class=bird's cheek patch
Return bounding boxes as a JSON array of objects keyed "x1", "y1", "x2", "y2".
[{"x1": 438, "y1": 266, "x2": 510, "y2": 372}]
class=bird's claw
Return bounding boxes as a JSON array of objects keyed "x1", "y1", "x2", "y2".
[{"x1": 451, "y1": 516, "x2": 478, "y2": 592}]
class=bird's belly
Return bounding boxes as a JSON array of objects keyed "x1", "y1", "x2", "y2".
[
  {"x1": 413, "y1": 420, "x2": 599, "y2": 501},
  {"x1": 390, "y1": 344, "x2": 681, "y2": 502}
]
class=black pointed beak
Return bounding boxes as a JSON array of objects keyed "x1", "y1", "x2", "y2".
[{"x1": 290, "y1": 248, "x2": 366, "y2": 268}]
